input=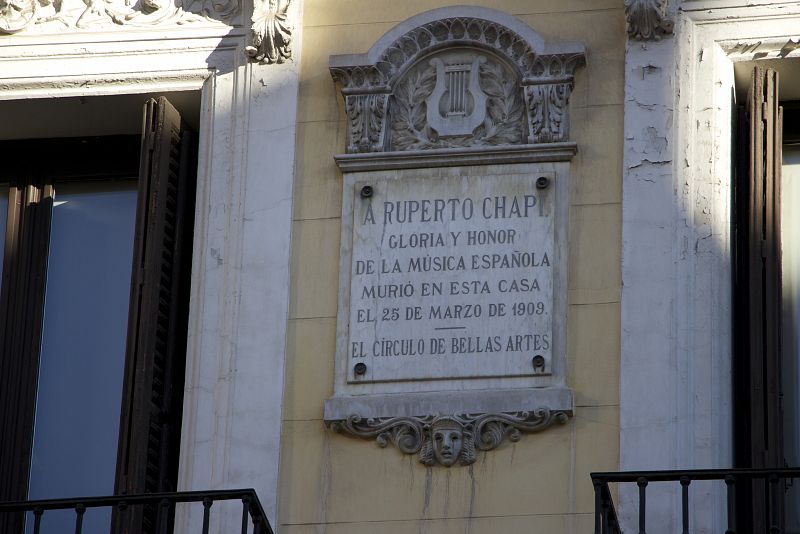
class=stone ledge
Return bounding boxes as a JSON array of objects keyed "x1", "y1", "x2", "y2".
[
  {"x1": 334, "y1": 143, "x2": 578, "y2": 172},
  {"x1": 324, "y1": 386, "x2": 574, "y2": 421}
]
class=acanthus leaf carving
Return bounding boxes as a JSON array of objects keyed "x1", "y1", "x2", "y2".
[
  {"x1": 525, "y1": 82, "x2": 571, "y2": 144},
  {"x1": 345, "y1": 93, "x2": 388, "y2": 153},
  {"x1": 328, "y1": 410, "x2": 570, "y2": 467},
  {"x1": 245, "y1": 0, "x2": 292, "y2": 64},
  {"x1": 0, "y1": 0, "x2": 238, "y2": 34},
  {"x1": 625, "y1": 0, "x2": 674, "y2": 41}
]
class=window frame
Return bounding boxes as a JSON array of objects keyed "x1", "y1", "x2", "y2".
[
  {"x1": 0, "y1": 99, "x2": 197, "y2": 534},
  {"x1": 0, "y1": 135, "x2": 141, "y2": 518}
]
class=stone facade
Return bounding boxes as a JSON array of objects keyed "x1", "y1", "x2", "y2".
[
  {"x1": 20, "y1": 0, "x2": 796, "y2": 530},
  {"x1": 283, "y1": 1, "x2": 622, "y2": 531}
]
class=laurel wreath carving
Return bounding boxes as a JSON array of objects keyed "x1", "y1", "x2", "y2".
[{"x1": 389, "y1": 59, "x2": 525, "y2": 151}]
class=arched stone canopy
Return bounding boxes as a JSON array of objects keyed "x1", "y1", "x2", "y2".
[{"x1": 329, "y1": 6, "x2": 586, "y2": 154}]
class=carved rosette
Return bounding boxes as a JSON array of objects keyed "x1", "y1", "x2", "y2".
[
  {"x1": 330, "y1": 14, "x2": 585, "y2": 154},
  {"x1": 625, "y1": 0, "x2": 674, "y2": 41},
  {"x1": 0, "y1": 0, "x2": 239, "y2": 34},
  {"x1": 327, "y1": 410, "x2": 570, "y2": 467},
  {"x1": 245, "y1": 0, "x2": 292, "y2": 64}
]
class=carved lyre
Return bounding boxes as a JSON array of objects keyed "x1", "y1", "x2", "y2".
[{"x1": 425, "y1": 55, "x2": 488, "y2": 137}]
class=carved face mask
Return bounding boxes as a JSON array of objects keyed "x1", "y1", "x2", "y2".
[{"x1": 433, "y1": 428, "x2": 462, "y2": 466}]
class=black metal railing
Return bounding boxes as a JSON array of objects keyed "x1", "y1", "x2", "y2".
[
  {"x1": 0, "y1": 488, "x2": 273, "y2": 534},
  {"x1": 591, "y1": 468, "x2": 800, "y2": 534}
]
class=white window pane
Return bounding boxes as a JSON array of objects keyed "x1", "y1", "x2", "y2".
[{"x1": 28, "y1": 181, "x2": 137, "y2": 534}]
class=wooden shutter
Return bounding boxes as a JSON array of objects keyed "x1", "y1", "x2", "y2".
[
  {"x1": 734, "y1": 65, "x2": 784, "y2": 530},
  {"x1": 114, "y1": 97, "x2": 196, "y2": 533},
  {"x1": 0, "y1": 180, "x2": 53, "y2": 533}
]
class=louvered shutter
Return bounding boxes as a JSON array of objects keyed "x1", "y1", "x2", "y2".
[
  {"x1": 114, "y1": 97, "x2": 196, "y2": 533},
  {"x1": 735, "y1": 65, "x2": 784, "y2": 530},
  {"x1": 0, "y1": 181, "x2": 53, "y2": 533}
]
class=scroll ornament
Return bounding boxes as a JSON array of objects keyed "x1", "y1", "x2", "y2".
[
  {"x1": 245, "y1": 0, "x2": 291, "y2": 64},
  {"x1": 625, "y1": 0, "x2": 674, "y2": 41},
  {"x1": 327, "y1": 409, "x2": 570, "y2": 467},
  {"x1": 0, "y1": 0, "x2": 238, "y2": 34}
]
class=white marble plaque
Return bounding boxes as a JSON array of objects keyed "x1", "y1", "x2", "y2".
[{"x1": 346, "y1": 173, "x2": 554, "y2": 383}]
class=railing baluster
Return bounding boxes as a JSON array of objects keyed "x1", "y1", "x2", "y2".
[
  {"x1": 155, "y1": 497, "x2": 170, "y2": 534},
  {"x1": 637, "y1": 477, "x2": 648, "y2": 534},
  {"x1": 680, "y1": 476, "x2": 690, "y2": 534},
  {"x1": 117, "y1": 500, "x2": 127, "y2": 532},
  {"x1": 241, "y1": 496, "x2": 251, "y2": 534},
  {"x1": 0, "y1": 490, "x2": 273, "y2": 534},
  {"x1": 594, "y1": 481, "x2": 602, "y2": 534},
  {"x1": 725, "y1": 475, "x2": 736, "y2": 534},
  {"x1": 769, "y1": 474, "x2": 780, "y2": 533},
  {"x1": 74, "y1": 503, "x2": 85, "y2": 534},
  {"x1": 601, "y1": 489, "x2": 610, "y2": 534},
  {"x1": 202, "y1": 497, "x2": 213, "y2": 534},
  {"x1": 32, "y1": 507, "x2": 43, "y2": 534}
]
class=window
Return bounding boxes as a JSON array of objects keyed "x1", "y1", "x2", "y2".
[{"x1": 0, "y1": 97, "x2": 197, "y2": 534}]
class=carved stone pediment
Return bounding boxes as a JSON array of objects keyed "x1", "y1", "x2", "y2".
[{"x1": 330, "y1": 7, "x2": 585, "y2": 155}]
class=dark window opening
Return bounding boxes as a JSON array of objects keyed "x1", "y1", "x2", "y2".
[
  {"x1": 732, "y1": 67, "x2": 800, "y2": 533},
  {"x1": 0, "y1": 97, "x2": 197, "y2": 534}
]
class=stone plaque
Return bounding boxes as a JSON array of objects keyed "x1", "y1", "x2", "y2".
[{"x1": 346, "y1": 173, "x2": 554, "y2": 383}]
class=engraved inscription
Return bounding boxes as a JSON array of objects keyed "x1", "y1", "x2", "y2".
[{"x1": 347, "y1": 174, "x2": 554, "y2": 383}]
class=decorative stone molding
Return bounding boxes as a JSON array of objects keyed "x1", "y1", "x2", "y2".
[
  {"x1": 344, "y1": 93, "x2": 388, "y2": 153},
  {"x1": 329, "y1": 7, "x2": 585, "y2": 155},
  {"x1": 326, "y1": 8, "x2": 579, "y2": 468},
  {"x1": 625, "y1": 0, "x2": 674, "y2": 41},
  {"x1": 245, "y1": 0, "x2": 292, "y2": 64},
  {"x1": 0, "y1": 0, "x2": 238, "y2": 34},
  {"x1": 328, "y1": 409, "x2": 569, "y2": 467}
]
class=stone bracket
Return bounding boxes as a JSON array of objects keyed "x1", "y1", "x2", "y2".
[
  {"x1": 327, "y1": 410, "x2": 570, "y2": 467},
  {"x1": 324, "y1": 388, "x2": 574, "y2": 467}
]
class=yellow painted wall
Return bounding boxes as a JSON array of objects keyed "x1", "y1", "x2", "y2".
[{"x1": 282, "y1": 1, "x2": 623, "y2": 531}]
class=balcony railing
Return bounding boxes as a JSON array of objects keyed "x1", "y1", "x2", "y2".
[
  {"x1": 0, "y1": 488, "x2": 273, "y2": 534},
  {"x1": 591, "y1": 467, "x2": 800, "y2": 534}
]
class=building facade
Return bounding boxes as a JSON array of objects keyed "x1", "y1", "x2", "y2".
[{"x1": 0, "y1": 0, "x2": 799, "y2": 532}]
